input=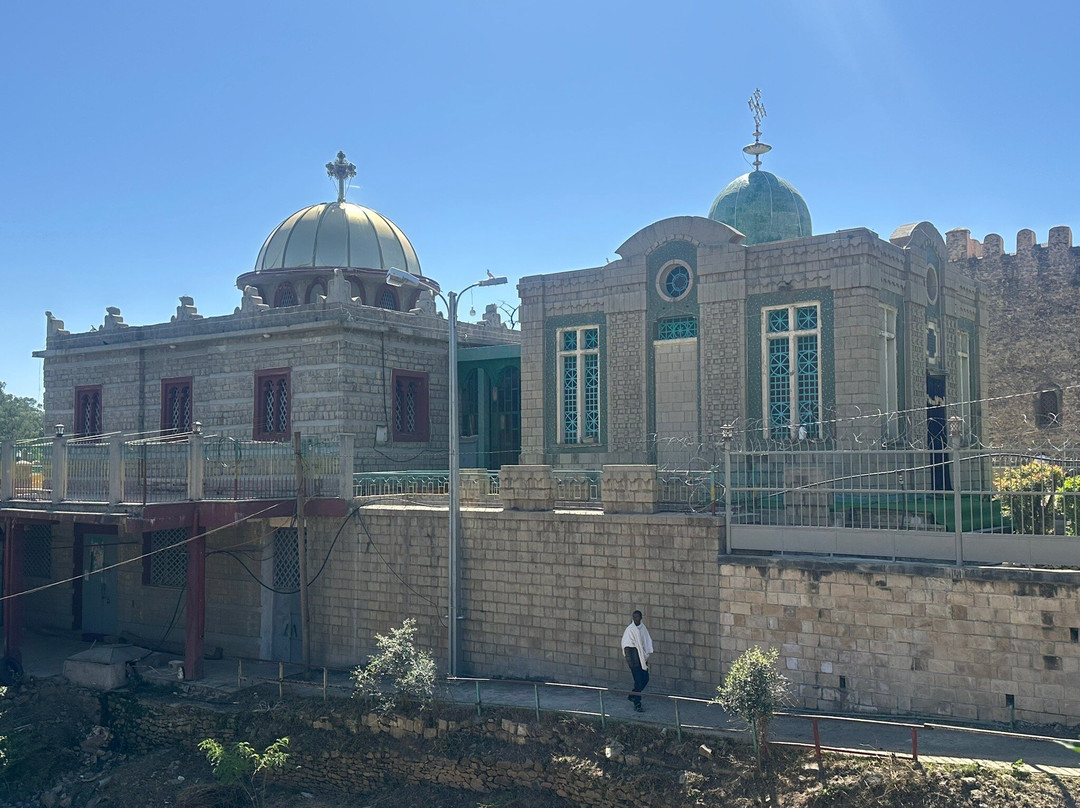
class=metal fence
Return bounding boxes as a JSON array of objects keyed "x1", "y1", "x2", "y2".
[
  {"x1": 123, "y1": 439, "x2": 190, "y2": 503},
  {"x1": 5, "y1": 433, "x2": 342, "y2": 505},
  {"x1": 203, "y1": 437, "x2": 296, "y2": 500},
  {"x1": 710, "y1": 448, "x2": 1080, "y2": 535},
  {"x1": 66, "y1": 438, "x2": 110, "y2": 502},
  {"x1": 354, "y1": 470, "x2": 450, "y2": 498},
  {"x1": 12, "y1": 439, "x2": 51, "y2": 500}
]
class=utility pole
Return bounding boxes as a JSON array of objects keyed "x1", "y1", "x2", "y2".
[{"x1": 294, "y1": 431, "x2": 311, "y2": 668}]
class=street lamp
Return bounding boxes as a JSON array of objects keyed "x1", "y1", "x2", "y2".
[{"x1": 386, "y1": 267, "x2": 507, "y2": 676}]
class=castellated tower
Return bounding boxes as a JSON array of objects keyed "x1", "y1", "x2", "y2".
[{"x1": 947, "y1": 225, "x2": 1080, "y2": 448}]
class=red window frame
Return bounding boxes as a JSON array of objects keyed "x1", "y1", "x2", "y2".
[
  {"x1": 392, "y1": 370, "x2": 430, "y2": 442},
  {"x1": 254, "y1": 369, "x2": 291, "y2": 441},
  {"x1": 74, "y1": 385, "x2": 103, "y2": 437},
  {"x1": 160, "y1": 377, "x2": 193, "y2": 435}
]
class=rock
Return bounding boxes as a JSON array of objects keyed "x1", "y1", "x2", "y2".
[
  {"x1": 698, "y1": 744, "x2": 713, "y2": 758},
  {"x1": 604, "y1": 742, "x2": 624, "y2": 760},
  {"x1": 624, "y1": 754, "x2": 642, "y2": 766},
  {"x1": 301, "y1": 792, "x2": 315, "y2": 799}
]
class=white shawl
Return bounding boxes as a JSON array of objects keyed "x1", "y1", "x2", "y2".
[{"x1": 621, "y1": 622, "x2": 654, "y2": 670}]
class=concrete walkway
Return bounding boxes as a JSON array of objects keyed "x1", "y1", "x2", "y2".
[{"x1": 17, "y1": 630, "x2": 1080, "y2": 778}]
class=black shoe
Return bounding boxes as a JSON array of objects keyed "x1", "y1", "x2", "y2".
[{"x1": 634, "y1": 704, "x2": 644, "y2": 713}]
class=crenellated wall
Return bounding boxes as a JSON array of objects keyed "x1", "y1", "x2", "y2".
[{"x1": 947, "y1": 225, "x2": 1080, "y2": 447}]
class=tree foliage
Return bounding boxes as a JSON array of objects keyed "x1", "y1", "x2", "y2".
[
  {"x1": 994, "y1": 461, "x2": 1066, "y2": 534},
  {"x1": 0, "y1": 383, "x2": 42, "y2": 444},
  {"x1": 352, "y1": 618, "x2": 436, "y2": 713},
  {"x1": 198, "y1": 736, "x2": 289, "y2": 808},
  {"x1": 714, "y1": 646, "x2": 789, "y2": 768}
]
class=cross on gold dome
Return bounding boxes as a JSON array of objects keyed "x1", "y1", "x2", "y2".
[
  {"x1": 326, "y1": 151, "x2": 356, "y2": 202},
  {"x1": 743, "y1": 88, "x2": 772, "y2": 170}
]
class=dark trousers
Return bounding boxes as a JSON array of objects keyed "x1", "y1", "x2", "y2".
[{"x1": 624, "y1": 647, "x2": 649, "y2": 706}]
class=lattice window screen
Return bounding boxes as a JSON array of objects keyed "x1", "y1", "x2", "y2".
[
  {"x1": 149, "y1": 529, "x2": 188, "y2": 587},
  {"x1": 273, "y1": 528, "x2": 300, "y2": 591},
  {"x1": 24, "y1": 524, "x2": 52, "y2": 579}
]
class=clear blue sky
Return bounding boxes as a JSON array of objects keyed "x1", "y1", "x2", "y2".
[{"x1": 2, "y1": 0, "x2": 1077, "y2": 402}]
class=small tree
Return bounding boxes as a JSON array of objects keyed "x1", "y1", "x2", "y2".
[
  {"x1": 713, "y1": 646, "x2": 789, "y2": 769},
  {"x1": 994, "y1": 461, "x2": 1065, "y2": 534},
  {"x1": 198, "y1": 736, "x2": 289, "y2": 808},
  {"x1": 352, "y1": 618, "x2": 436, "y2": 713}
]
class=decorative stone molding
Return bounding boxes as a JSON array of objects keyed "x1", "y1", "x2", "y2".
[
  {"x1": 460, "y1": 468, "x2": 497, "y2": 504},
  {"x1": 601, "y1": 465, "x2": 657, "y2": 514},
  {"x1": 325, "y1": 268, "x2": 351, "y2": 305},
  {"x1": 235, "y1": 286, "x2": 270, "y2": 316},
  {"x1": 102, "y1": 306, "x2": 129, "y2": 330},
  {"x1": 45, "y1": 311, "x2": 69, "y2": 337},
  {"x1": 171, "y1": 296, "x2": 202, "y2": 322},
  {"x1": 499, "y1": 465, "x2": 554, "y2": 511}
]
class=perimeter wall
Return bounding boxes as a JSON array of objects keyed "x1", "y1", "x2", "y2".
[{"x1": 301, "y1": 505, "x2": 1080, "y2": 727}]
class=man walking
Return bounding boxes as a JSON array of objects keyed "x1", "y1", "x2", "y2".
[{"x1": 621, "y1": 610, "x2": 653, "y2": 712}]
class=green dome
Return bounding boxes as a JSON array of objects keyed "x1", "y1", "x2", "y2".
[{"x1": 708, "y1": 170, "x2": 811, "y2": 245}]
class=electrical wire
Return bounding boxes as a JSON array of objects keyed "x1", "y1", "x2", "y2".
[
  {"x1": 356, "y1": 510, "x2": 446, "y2": 627},
  {"x1": 0, "y1": 503, "x2": 281, "y2": 602}
]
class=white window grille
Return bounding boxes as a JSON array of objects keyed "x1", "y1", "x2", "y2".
[
  {"x1": 763, "y1": 303, "x2": 821, "y2": 440},
  {"x1": 273, "y1": 528, "x2": 300, "y2": 591},
  {"x1": 557, "y1": 326, "x2": 600, "y2": 444},
  {"x1": 148, "y1": 529, "x2": 187, "y2": 588}
]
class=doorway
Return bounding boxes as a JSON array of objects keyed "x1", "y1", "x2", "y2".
[{"x1": 79, "y1": 528, "x2": 118, "y2": 639}]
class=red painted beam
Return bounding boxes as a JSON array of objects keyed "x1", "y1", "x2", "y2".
[
  {"x1": 184, "y1": 512, "x2": 206, "y2": 681},
  {"x1": 4, "y1": 522, "x2": 24, "y2": 663}
]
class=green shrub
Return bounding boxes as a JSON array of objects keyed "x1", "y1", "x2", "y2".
[
  {"x1": 993, "y1": 461, "x2": 1065, "y2": 534},
  {"x1": 198, "y1": 736, "x2": 289, "y2": 808},
  {"x1": 352, "y1": 618, "x2": 436, "y2": 713},
  {"x1": 713, "y1": 646, "x2": 789, "y2": 769}
]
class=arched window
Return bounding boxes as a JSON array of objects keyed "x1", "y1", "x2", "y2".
[
  {"x1": 459, "y1": 369, "x2": 479, "y2": 438},
  {"x1": 378, "y1": 289, "x2": 399, "y2": 311},
  {"x1": 1036, "y1": 387, "x2": 1063, "y2": 429},
  {"x1": 349, "y1": 280, "x2": 364, "y2": 304},
  {"x1": 491, "y1": 366, "x2": 521, "y2": 467},
  {"x1": 305, "y1": 279, "x2": 327, "y2": 303},
  {"x1": 274, "y1": 282, "x2": 298, "y2": 308}
]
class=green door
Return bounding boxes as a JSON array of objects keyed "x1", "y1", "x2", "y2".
[{"x1": 82, "y1": 533, "x2": 117, "y2": 637}]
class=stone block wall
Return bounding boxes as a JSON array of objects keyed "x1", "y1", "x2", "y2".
[
  {"x1": 304, "y1": 505, "x2": 725, "y2": 696},
  {"x1": 720, "y1": 558, "x2": 1080, "y2": 726},
  {"x1": 950, "y1": 226, "x2": 1079, "y2": 448}
]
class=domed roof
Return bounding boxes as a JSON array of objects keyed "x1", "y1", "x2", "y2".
[
  {"x1": 707, "y1": 170, "x2": 812, "y2": 245},
  {"x1": 254, "y1": 200, "x2": 421, "y2": 275}
]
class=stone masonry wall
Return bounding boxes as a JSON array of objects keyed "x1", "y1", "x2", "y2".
[
  {"x1": 949, "y1": 226, "x2": 1080, "y2": 448},
  {"x1": 105, "y1": 691, "x2": 656, "y2": 807},
  {"x1": 720, "y1": 558, "x2": 1080, "y2": 726},
  {"x1": 304, "y1": 506, "x2": 725, "y2": 698}
]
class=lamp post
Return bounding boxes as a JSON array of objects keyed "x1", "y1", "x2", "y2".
[{"x1": 386, "y1": 267, "x2": 507, "y2": 676}]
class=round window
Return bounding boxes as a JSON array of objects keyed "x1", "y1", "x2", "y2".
[
  {"x1": 658, "y1": 262, "x2": 692, "y2": 301},
  {"x1": 926, "y1": 264, "x2": 939, "y2": 304}
]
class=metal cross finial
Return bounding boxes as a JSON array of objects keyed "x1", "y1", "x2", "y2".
[
  {"x1": 325, "y1": 151, "x2": 356, "y2": 203},
  {"x1": 742, "y1": 89, "x2": 772, "y2": 170}
]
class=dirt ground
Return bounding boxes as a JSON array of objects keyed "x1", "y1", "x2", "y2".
[{"x1": 1, "y1": 679, "x2": 1078, "y2": 808}]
